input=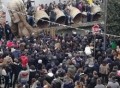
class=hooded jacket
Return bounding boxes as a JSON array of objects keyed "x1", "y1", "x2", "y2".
[
  {"x1": 94, "y1": 84, "x2": 105, "y2": 88},
  {"x1": 18, "y1": 65, "x2": 29, "y2": 82},
  {"x1": 107, "y1": 79, "x2": 120, "y2": 88}
]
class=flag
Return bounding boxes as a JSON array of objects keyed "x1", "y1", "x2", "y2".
[{"x1": 87, "y1": 0, "x2": 93, "y2": 5}]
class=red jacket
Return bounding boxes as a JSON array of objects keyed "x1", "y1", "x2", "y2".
[
  {"x1": 6, "y1": 41, "x2": 15, "y2": 48},
  {"x1": 20, "y1": 55, "x2": 28, "y2": 67}
]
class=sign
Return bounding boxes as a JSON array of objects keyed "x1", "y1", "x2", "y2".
[{"x1": 92, "y1": 24, "x2": 100, "y2": 34}]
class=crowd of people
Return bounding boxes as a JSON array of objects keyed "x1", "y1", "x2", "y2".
[
  {"x1": 0, "y1": 0, "x2": 120, "y2": 88},
  {"x1": 0, "y1": 29, "x2": 120, "y2": 88},
  {"x1": 27, "y1": 0, "x2": 102, "y2": 26}
]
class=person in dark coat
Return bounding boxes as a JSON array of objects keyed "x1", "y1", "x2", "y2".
[
  {"x1": 4, "y1": 24, "x2": 13, "y2": 40},
  {"x1": 12, "y1": 59, "x2": 22, "y2": 88},
  {"x1": 51, "y1": 74, "x2": 62, "y2": 88},
  {"x1": 0, "y1": 24, "x2": 4, "y2": 40},
  {"x1": 27, "y1": 0, "x2": 32, "y2": 11},
  {"x1": 36, "y1": 81, "x2": 42, "y2": 88},
  {"x1": 28, "y1": 65, "x2": 36, "y2": 88},
  {"x1": 11, "y1": 47, "x2": 21, "y2": 59},
  {"x1": 2, "y1": 65, "x2": 11, "y2": 88}
]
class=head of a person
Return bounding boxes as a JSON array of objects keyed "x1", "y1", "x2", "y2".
[
  {"x1": 96, "y1": 78, "x2": 102, "y2": 84},
  {"x1": 53, "y1": 1, "x2": 56, "y2": 4},
  {"x1": 109, "y1": 72, "x2": 116, "y2": 79},
  {"x1": 75, "y1": 81, "x2": 80, "y2": 86},
  {"x1": 22, "y1": 66, "x2": 27, "y2": 70},
  {"x1": 107, "y1": 86, "x2": 111, "y2": 88},
  {"x1": 102, "y1": 60, "x2": 107, "y2": 65},
  {"x1": 17, "y1": 83, "x2": 23, "y2": 88},
  {"x1": 14, "y1": 58, "x2": 19, "y2": 63},
  {"x1": 113, "y1": 66, "x2": 118, "y2": 72},
  {"x1": 31, "y1": 78, "x2": 36, "y2": 84},
  {"x1": 111, "y1": 76, "x2": 116, "y2": 81},
  {"x1": 37, "y1": 81, "x2": 41, "y2": 87},
  {"x1": 30, "y1": 65, "x2": 35, "y2": 70}
]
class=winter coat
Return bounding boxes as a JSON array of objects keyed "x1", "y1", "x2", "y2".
[
  {"x1": 12, "y1": 62, "x2": 22, "y2": 75},
  {"x1": 61, "y1": 76, "x2": 74, "y2": 88},
  {"x1": 85, "y1": 57, "x2": 94, "y2": 67},
  {"x1": 107, "y1": 80, "x2": 120, "y2": 88},
  {"x1": 74, "y1": 81, "x2": 85, "y2": 88},
  {"x1": 84, "y1": 46, "x2": 92, "y2": 55},
  {"x1": 51, "y1": 78, "x2": 62, "y2": 88},
  {"x1": 18, "y1": 65, "x2": 29, "y2": 82},
  {"x1": 0, "y1": 27, "x2": 4, "y2": 39},
  {"x1": 94, "y1": 84, "x2": 105, "y2": 88},
  {"x1": 68, "y1": 65, "x2": 76, "y2": 76},
  {"x1": 31, "y1": 80, "x2": 38, "y2": 88},
  {"x1": 28, "y1": 69, "x2": 36, "y2": 85},
  {"x1": 99, "y1": 64, "x2": 109, "y2": 75},
  {"x1": 12, "y1": 50, "x2": 21, "y2": 59}
]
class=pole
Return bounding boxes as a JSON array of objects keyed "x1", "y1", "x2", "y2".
[{"x1": 103, "y1": 0, "x2": 108, "y2": 50}]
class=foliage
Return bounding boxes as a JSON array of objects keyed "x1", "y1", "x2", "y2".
[{"x1": 107, "y1": 0, "x2": 120, "y2": 35}]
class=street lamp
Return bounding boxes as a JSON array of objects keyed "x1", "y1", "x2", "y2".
[{"x1": 103, "y1": 0, "x2": 108, "y2": 51}]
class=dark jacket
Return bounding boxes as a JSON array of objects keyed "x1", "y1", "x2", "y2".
[
  {"x1": 12, "y1": 62, "x2": 22, "y2": 75},
  {"x1": 29, "y1": 69, "x2": 36, "y2": 85},
  {"x1": 4, "y1": 24, "x2": 12, "y2": 40},
  {"x1": 12, "y1": 50, "x2": 21, "y2": 59},
  {"x1": 0, "y1": 27, "x2": 4, "y2": 40}
]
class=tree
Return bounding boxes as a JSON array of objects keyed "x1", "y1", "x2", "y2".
[{"x1": 107, "y1": 0, "x2": 120, "y2": 35}]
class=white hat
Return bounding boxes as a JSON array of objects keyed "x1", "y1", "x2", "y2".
[
  {"x1": 88, "y1": 64, "x2": 94, "y2": 67},
  {"x1": 84, "y1": 46, "x2": 91, "y2": 55},
  {"x1": 72, "y1": 31, "x2": 77, "y2": 34},
  {"x1": 38, "y1": 59, "x2": 42, "y2": 64},
  {"x1": 47, "y1": 72, "x2": 54, "y2": 77},
  {"x1": 60, "y1": 63, "x2": 62, "y2": 66},
  {"x1": 11, "y1": 48, "x2": 16, "y2": 52},
  {"x1": 67, "y1": 53, "x2": 72, "y2": 57}
]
